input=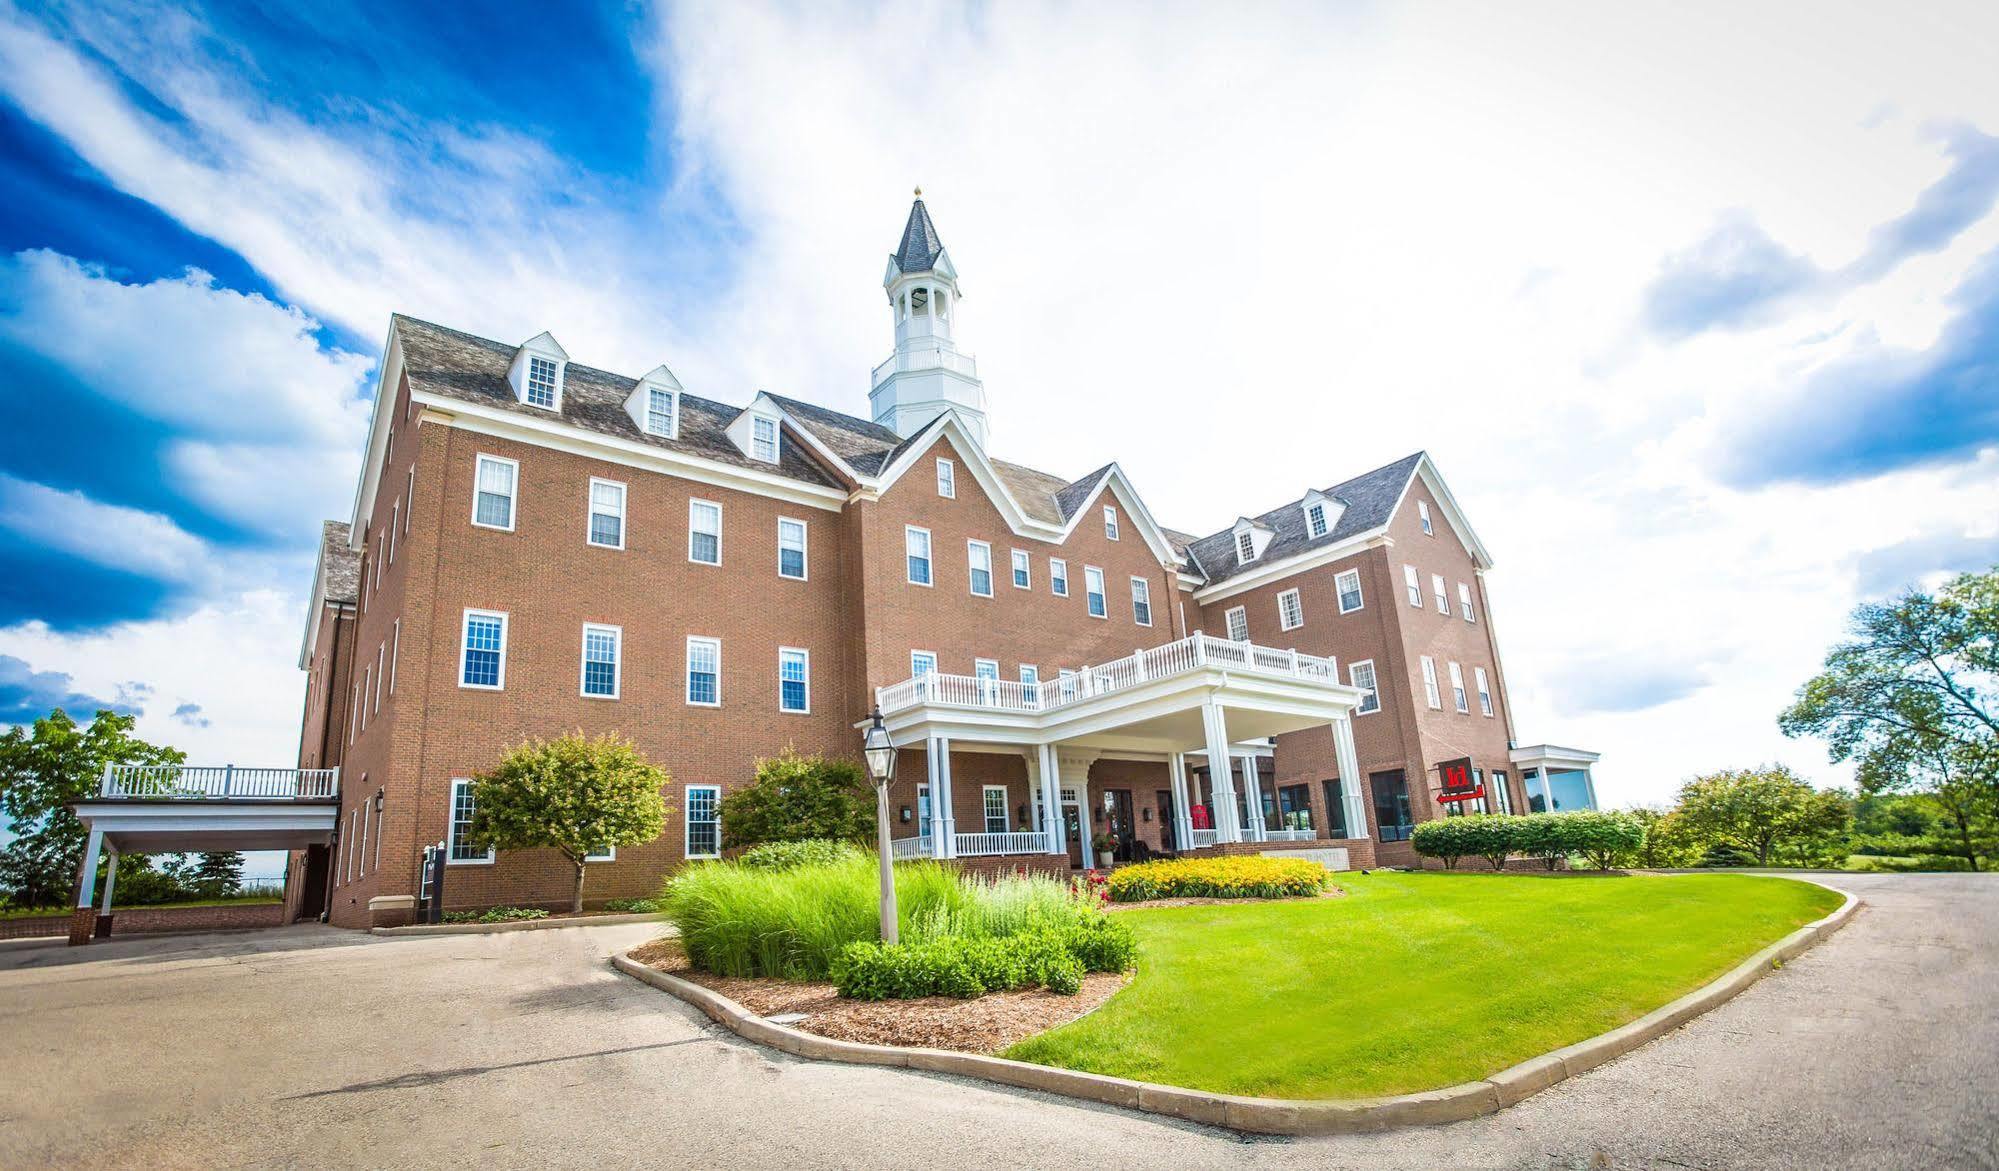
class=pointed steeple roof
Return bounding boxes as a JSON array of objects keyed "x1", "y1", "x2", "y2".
[{"x1": 891, "y1": 188, "x2": 946, "y2": 273}]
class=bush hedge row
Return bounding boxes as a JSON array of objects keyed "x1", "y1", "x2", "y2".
[
  {"x1": 834, "y1": 916, "x2": 1135, "y2": 1000},
  {"x1": 1410, "y1": 811, "x2": 1644, "y2": 871},
  {"x1": 1105, "y1": 855, "x2": 1329, "y2": 902},
  {"x1": 737, "y1": 838, "x2": 862, "y2": 871}
]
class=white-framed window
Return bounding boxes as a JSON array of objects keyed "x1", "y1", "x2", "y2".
[
  {"x1": 974, "y1": 658, "x2": 1000, "y2": 702},
  {"x1": 1235, "y1": 530, "x2": 1256, "y2": 564},
  {"x1": 1278, "y1": 588, "x2": 1304, "y2": 631},
  {"x1": 1349, "y1": 659, "x2": 1380, "y2": 714},
  {"x1": 1020, "y1": 664, "x2": 1040, "y2": 703},
  {"x1": 936, "y1": 457, "x2": 956, "y2": 498},
  {"x1": 588, "y1": 478, "x2": 626, "y2": 549},
  {"x1": 983, "y1": 785, "x2": 1009, "y2": 834},
  {"x1": 1084, "y1": 566, "x2": 1107, "y2": 618},
  {"x1": 389, "y1": 501, "x2": 399, "y2": 563},
  {"x1": 689, "y1": 499, "x2": 722, "y2": 565},
  {"x1": 1404, "y1": 564, "x2": 1423, "y2": 607},
  {"x1": 1103, "y1": 506, "x2": 1119, "y2": 540},
  {"x1": 472, "y1": 454, "x2": 517, "y2": 531},
  {"x1": 449, "y1": 778, "x2": 493, "y2": 863},
  {"x1": 906, "y1": 526, "x2": 932, "y2": 586},
  {"x1": 359, "y1": 796, "x2": 369, "y2": 878},
  {"x1": 525, "y1": 355, "x2": 559, "y2": 410},
  {"x1": 1306, "y1": 501, "x2": 1329, "y2": 538},
  {"x1": 779, "y1": 647, "x2": 810, "y2": 713},
  {"x1": 389, "y1": 618, "x2": 400, "y2": 693},
  {"x1": 686, "y1": 636, "x2": 721, "y2": 706},
  {"x1": 1491, "y1": 769, "x2": 1512, "y2": 814},
  {"x1": 1049, "y1": 557, "x2": 1069, "y2": 596},
  {"x1": 373, "y1": 643, "x2": 385, "y2": 713},
  {"x1": 1432, "y1": 573, "x2": 1450, "y2": 614},
  {"x1": 645, "y1": 386, "x2": 676, "y2": 437},
  {"x1": 1459, "y1": 581, "x2": 1476, "y2": 623},
  {"x1": 1131, "y1": 577, "x2": 1152, "y2": 626},
  {"x1": 750, "y1": 415, "x2": 779, "y2": 463},
  {"x1": 360, "y1": 665, "x2": 370, "y2": 730},
  {"x1": 1420, "y1": 656, "x2": 1442, "y2": 709},
  {"x1": 581, "y1": 623, "x2": 621, "y2": 699},
  {"x1": 1336, "y1": 569, "x2": 1364, "y2": 614},
  {"x1": 778, "y1": 517, "x2": 808, "y2": 580},
  {"x1": 1011, "y1": 549, "x2": 1031, "y2": 590},
  {"x1": 585, "y1": 844, "x2": 616, "y2": 863},
  {"x1": 1418, "y1": 500, "x2": 1434, "y2": 536},
  {"x1": 911, "y1": 650, "x2": 938, "y2": 677},
  {"x1": 1225, "y1": 605, "x2": 1249, "y2": 641},
  {"x1": 1057, "y1": 668, "x2": 1079, "y2": 702},
  {"x1": 1448, "y1": 660, "x2": 1469, "y2": 713},
  {"x1": 685, "y1": 784, "x2": 721, "y2": 859},
  {"x1": 460, "y1": 609, "x2": 507, "y2": 690},
  {"x1": 349, "y1": 684, "x2": 359, "y2": 744},
  {"x1": 405, "y1": 467, "x2": 415, "y2": 534},
  {"x1": 1475, "y1": 666, "x2": 1494, "y2": 717},
  {"x1": 967, "y1": 540, "x2": 994, "y2": 597}
]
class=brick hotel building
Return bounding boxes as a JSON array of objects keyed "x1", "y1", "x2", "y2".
[{"x1": 286, "y1": 196, "x2": 1601, "y2": 928}]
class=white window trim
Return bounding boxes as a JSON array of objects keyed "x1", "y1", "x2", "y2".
[
  {"x1": 373, "y1": 643, "x2": 384, "y2": 713},
  {"x1": 1306, "y1": 501, "x2": 1328, "y2": 538},
  {"x1": 1404, "y1": 563, "x2": 1423, "y2": 607},
  {"x1": 936, "y1": 457, "x2": 956, "y2": 498},
  {"x1": 1335, "y1": 569, "x2": 1364, "y2": 614},
  {"x1": 1083, "y1": 566, "x2": 1107, "y2": 619},
  {"x1": 982, "y1": 784, "x2": 1010, "y2": 833},
  {"x1": 1449, "y1": 660, "x2": 1470, "y2": 713},
  {"x1": 580, "y1": 622, "x2": 622, "y2": 700},
  {"x1": 777, "y1": 516, "x2": 809, "y2": 581},
  {"x1": 389, "y1": 501, "x2": 399, "y2": 564},
  {"x1": 779, "y1": 646, "x2": 811, "y2": 714},
  {"x1": 1235, "y1": 529, "x2": 1257, "y2": 565},
  {"x1": 587, "y1": 477, "x2": 627, "y2": 550},
  {"x1": 1349, "y1": 658, "x2": 1380, "y2": 715},
  {"x1": 644, "y1": 386, "x2": 678, "y2": 439},
  {"x1": 1475, "y1": 666, "x2": 1494, "y2": 717},
  {"x1": 1432, "y1": 573, "x2": 1450, "y2": 614},
  {"x1": 1130, "y1": 576, "x2": 1153, "y2": 626},
  {"x1": 1011, "y1": 548, "x2": 1031, "y2": 590},
  {"x1": 404, "y1": 467, "x2": 415, "y2": 535},
  {"x1": 1419, "y1": 500, "x2": 1434, "y2": 535},
  {"x1": 911, "y1": 649, "x2": 938, "y2": 677},
  {"x1": 1103, "y1": 505, "x2": 1119, "y2": 540},
  {"x1": 749, "y1": 414, "x2": 780, "y2": 463},
  {"x1": 524, "y1": 354, "x2": 562, "y2": 412},
  {"x1": 905, "y1": 525, "x2": 933, "y2": 587},
  {"x1": 471, "y1": 453, "x2": 518, "y2": 533},
  {"x1": 459, "y1": 608, "x2": 508, "y2": 691},
  {"x1": 1459, "y1": 581, "x2": 1477, "y2": 623},
  {"x1": 1277, "y1": 588, "x2": 1304, "y2": 631},
  {"x1": 1420, "y1": 655, "x2": 1442, "y2": 709},
  {"x1": 967, "y1": 539, "x2": 994, "y2": 598},
  {"x1": 685, "y1": 635, "x2": 722, "y2": 707},
  {"x1": 1049, "y1": 557, "x2": 1069, "y2": 597},
  {"x1": 1225, "y1": 605, "x2": 1249, "y2": 642},
  {"x1": 684, "y1": 784, "x2": 722, "y2": 860},
  {"x1": 360, "y1": 665, "x2": 370, "y2": 731},
  {"x1": 584, "y1": 845, "x2": 616, "y2": 863},
  {"x1": 448, "y1": 778, "x2": 494, "y2": 864},
  {"x1": 687, "y1": 498, "x2": 723, "y2": 565},
  {"x1": 389, "y1": 619, "x2": 400, "y2": 694}
]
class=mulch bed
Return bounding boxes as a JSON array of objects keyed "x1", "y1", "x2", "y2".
[
  {"x1": 628, "y1": 938, "x2": 1127, "y2": 1054},
  {"x1": 1107, "y1": 885, "x2": 1346, "y2": 910}
]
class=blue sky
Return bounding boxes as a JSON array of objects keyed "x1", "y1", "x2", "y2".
[{"x1": 2, "y1": 0, "x2": 1997, "y2": 845}]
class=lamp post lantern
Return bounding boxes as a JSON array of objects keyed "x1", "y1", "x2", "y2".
[{"x1": 861, "y1": 706, "x2": 899, "y2": 945}]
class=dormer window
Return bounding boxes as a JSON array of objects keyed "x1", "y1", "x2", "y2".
[
  {"x1": 645, "y1": 388, "x2": 676, "y2": 437},
  {"x1": 1235, "y1": 530, "x2": 1256, "y2": 564},
  {"x1": 1306, "y1": 502, "x2": 1328, "y2": 538},
  {"x1": 1103, "y1": 506, "x2": 1119, "y2": 540},
  {"x1": 750, "y1": 415, "x2": 779, "y2": 463},
  {"x1": 526, "y1": 356, "x2": 559, "y2": 410}
]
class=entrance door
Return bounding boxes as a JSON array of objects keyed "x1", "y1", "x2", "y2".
[
  {"x1": 1108, "y1": 789, "x2": 1136, "y2": 861},
  {"x1": 1156, "y1": 789, "x2": 1175, "y2": 851},
  {"x1": 1062, "y1": 803, "x2": 1085, "y2": 868}
]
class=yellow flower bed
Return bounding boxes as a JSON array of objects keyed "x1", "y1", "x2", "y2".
[{"x1": 1106, "y1": 855, "x2": 1329, "y2": 902}]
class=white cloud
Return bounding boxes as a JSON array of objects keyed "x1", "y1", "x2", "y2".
[{"x1": 0, "y1": 474, "x2": 214, "y2": 585}]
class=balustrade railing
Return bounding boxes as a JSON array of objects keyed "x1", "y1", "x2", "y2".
[
  {"x1": 953, "y1": 831, "x2": 1049, "y2": 857},
  {"x1": 100, "y1": 764, "x2": 339, "y2": 801}
]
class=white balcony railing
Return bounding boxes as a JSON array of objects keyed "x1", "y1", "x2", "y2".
[
  {"x1": 1263, "y1": 828, "x2": 1319, "y2": 842},
  {"x1": 954, "y1": 831, "x2": 1049, "y2": 856},
  {"x1": 889, "y1": 835, "x2": 932, "y2": 861},
  {"x1": 1190, "y1": 829, "x2": 1219, "y2": 848},
  {"x1": 876, "y1": 631, "x2": 1341, "y2": 718},
  {"x1": 872, "y1": 344, "x2": 978, "y2": 386},
  {"x1": 100, "y1": 764, "x2": 340, "y2": 801}
]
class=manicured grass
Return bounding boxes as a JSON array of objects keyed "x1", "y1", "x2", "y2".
[{"x1": 1003, "y1": 871, "x2": 1841, "y2": 1099}]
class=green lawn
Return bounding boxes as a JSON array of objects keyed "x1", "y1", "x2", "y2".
[{"x1": 1003, "y1": 871, "x2": 1840, "y2": 1099}]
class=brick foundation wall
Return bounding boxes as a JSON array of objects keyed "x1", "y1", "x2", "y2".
[
  {"x1": 57, "y1": 902, "x2": 290, "y2": 943},
  {"x1": 2, "y1": 914, "x2": 72, "y2": 941}
]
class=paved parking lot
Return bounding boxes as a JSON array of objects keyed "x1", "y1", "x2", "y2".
[{"x1": 2, "y1": 872, "x2": 1994, "y2": 1169}]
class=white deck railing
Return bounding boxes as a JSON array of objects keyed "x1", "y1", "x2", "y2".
[
  {"x1": 1263, "y1": 828, "x2": 1318, "y2": 842},
  {"x1": 1189, "y1": 829, "x2": 1219, "y2": 848},
  {"x1": 877, "y1": 631, "x2": 1340, "y2": 717},
  {"x1": 888, "y1": 831, "x2": 1050, "y2": 859},
  {"x1": 889, "y1": 835, "x2": 932, "y2": 861},
  {"x1": 100, "y1": 764, "x2": 339, "y2": 801}
]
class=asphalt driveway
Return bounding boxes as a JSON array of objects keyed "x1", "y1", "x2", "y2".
[{"x1": 2, "y1": 872, "x2": 1993, "y2": 1169}]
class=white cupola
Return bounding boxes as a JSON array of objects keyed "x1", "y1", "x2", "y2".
[{"x1": 868, "y1": 190, "x2": 989, "y2": 449}]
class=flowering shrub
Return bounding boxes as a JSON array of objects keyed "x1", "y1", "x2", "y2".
[{"x1": 1105, "y1": 856, "x2": 1328, "y2": 902}]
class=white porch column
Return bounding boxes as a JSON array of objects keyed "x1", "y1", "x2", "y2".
[
  {"x1": 1330, "y1": 714, "x2": 1370, "y2": 839},
  {"x1": 1036, "y1": 743, "x2": 1065, "y2": 855},
  {"x1": 1167, "y1": 751, "x2": 1194, "y2": 850},
  {"x1": 74, "y1": 826, "x2": 104, "y2": 909},
  {"x1": 1240, "y1": 752, "x2": 1267, "y2": 842},
  {"x1": 925, "y1": 737, "x2": 947, "y2": 859},
  {"x1": 99, "y1": 848, "x2": 119, "y2": 914},
  {"x1": 935, "y1": 736, "x2": 957, "y2": 857},
  {"x1": 1201, "y1": 701, "x2": 1240, "y2": 843}
]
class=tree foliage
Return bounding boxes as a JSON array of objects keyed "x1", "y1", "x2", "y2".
[
  {"x1": 718, "y1": 748, "x2": 873, "y2": 849},
  {"x1": 0, "y1": 709, "x2": 183, "y2": 907},
  {"x1": 469, "y1": 732, "x2": 669, "y2": 913},
  {"x1": 1670, "y1": 766, "x2": 1851, "y2": 867}
]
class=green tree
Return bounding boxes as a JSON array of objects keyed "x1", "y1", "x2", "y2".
[
  {"x1": 718, "y1": 748, "x2": 873, "y2": 849},
  {"x1": 190, "y1": 852, "x2": 245, "y2": 898},
  {"x1": 0, "y1": 709, "x2": 183, "y2": 907},
  {"x1": 1619, "y1": 807, "x2": 1697, "y2": 868},
  {"x1": 468, "y1": 732, "x2": 670, "y2": 914},
  {"x1": 1670, "y1": 766, "x2": 1852, "y2": 867}
]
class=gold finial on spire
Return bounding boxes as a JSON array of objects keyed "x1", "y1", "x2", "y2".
[{"x1": 914, "y1": 186, "x2": 922, "y2": 198}]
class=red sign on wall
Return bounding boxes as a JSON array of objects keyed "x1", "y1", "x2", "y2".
[{"x1": 1436, "y1": 756, "x2": 1484, "y2": 804}]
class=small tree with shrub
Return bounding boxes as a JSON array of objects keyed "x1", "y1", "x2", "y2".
[
  {"x1": 469, "y1": 732, "x2": 669, "y2": 914},
  {"x1": 719, "y1": 748, "x2": 873, "y2": 849},
  {"x1": 1457, "y1": 814, "x2": 1518, "y2": 870},
  {"x1": 1561, "y1": 811, "x2": 1645, "y2": 871},
  {"x1": 1411, "y1": 816, "x2": 1472, "y2": 868}
]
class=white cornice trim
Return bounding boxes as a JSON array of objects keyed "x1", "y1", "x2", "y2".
[{"x1": 1190, "y1": 526, "x2": 1391, "y2": 604}]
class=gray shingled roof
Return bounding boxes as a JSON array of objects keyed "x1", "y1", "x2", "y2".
[
  {"x1": 318, "y1": 520, "x2": 360, "y2": 603},
  {"x1": 891, "y1": 198, "x2": 946, "y2": 273},
  {"x1": 1053, "y1": 463, "x2": 1115, "y2": 521},
  {"x1": 1182, "y1": 453, "x2": 1424, "y2": 587},
  {"x1": 764, "y1": 393, "x2": 902, "y2": 476},
  {"x1": 992, "y1": 460, "x2": 1075, "y2": 526},
  {"x1": 394, "y1": 315, "x2": 842, "y2": 489}
]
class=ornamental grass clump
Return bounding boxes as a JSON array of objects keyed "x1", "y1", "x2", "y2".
[{"x1": 1105, "y1": 855, "x2": 1329, "y2": 902}]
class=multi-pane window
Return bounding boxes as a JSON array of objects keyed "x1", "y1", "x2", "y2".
[
  {"x1": 1084, "y1": 566, "x2": 1107, "y2": 618},
  {"x1": 1057, "y1": 668, "x2": 1079, "y2": 703},
  {"x1": 1418, "y1": 500, "x2": 1434, "y2": 535},
  {"x1": 936, "y1": 458, "x2": 955, "y2": 498},
  {"x1": 906, "y1": 526, "x2": 932, "y2": 585},
  {"x1": 1235, "y1": 530, "x2": 1256, "y2": 564},
  {"x1": 1448, "y1": 661, "x2": 1469, "y2": 713},
  {"x1": 1432, "y1": 573, "x2": 1450, "y2": 614},
  {"x1": 1403, "y1": 564, "x2": 1422, "y2": 606},
  {"x1": 685, "y1": 785, "x2": 721, "y2": 858},
  {"x1": 1322, "y1": 778, "x2": 1351, "y2": 839},
  {"x1": 1420, "y1": 656, "x2": 1442, "y2": 709},
  {"x1": 449, "y1": 779, "x2": 492, "y2": 862},
  {"x1": 569, "y1": 627, "x2": 614, "y2": 701},
  {"x1": 1225, "y1": 606, "x2": 1249, "y2": 641},
  {"x1": 1049, "y1": 558, "x2": 1069, "y2": 596},
  {"x1": 1278, "y1": 783, "x2": 1313, "y2": 831},
  {"x1": 473, "y1": 454, "x2": 517, "y2": 530},
  {"x1": 750, "y1": 415, "x2": 779, "y2": 462},
  {"x1": 983, "y1": 786, "x2": 1008, "y2": 834},
  {"x1": 1336, "y1": 569, "x2": 1363, "y2": 613},
  {"x1": 1490, "y1": 769, "x2": 1512, "y2": 814},
  {"x1": 1103, "y1": 506, "x2": 1119, "y2": 540},
  {"x1": 974, "y1": 659, "x2": 999, "y2": 703},
  {"x1": 588, "y1": 479, "x2": 625, "y2": 548},
  {"x1": 778, "y1": 518, "x2": 807, "y2": 580},
  {"x1": 689, "y1": 500, "x2": 721, "y2": 565},
  {"x1": 1350, "y1": 659, "x2": 1380, "y2": 714},
  {"x1": 405, "y1": 467, "x2": 415, "y2": 533},
  {"x1": 1306, "y1": 501, "x2": 1328, "y2": 538},
  {"x1": 779, "y1": 648, "x2": 810, "y2": 713},
  {"x1": 1475, "y1": 666, "x2": 1494, "y2": 717},
  {"x1": 686, "y1": 637, "x2": 720, "y2": 706},
  {"x1": 911, "y1": 650, "x2": 938, "y2": 677},
  {"x1": 461, "y1": 611, "x2": 507, "y2": 689},
  {"x1": 968, "y1": 540, "x2": 994, "y2": 597},
  {"x1": 1011, "y1": 549, "x2": 1030, "y2": 589},
  {"x1": 1020, "y1": 664, "x2": 1040, "y2": 703},
  {"x1": 1458, "y1": 581, "x2": 1476, "y2": 622},
  {"x1": 645, "y1": 387, "x2": 676, "y2": 437},
  {"x1": 1278, "y1": 588, "x2": 1304, "y2": 631},
  {"x1": 1131, "y1": 577, "x2": 1152, "y2": 626},
  {"x1": 526, "y1": 355, "x2": 558, "y2": 409}
]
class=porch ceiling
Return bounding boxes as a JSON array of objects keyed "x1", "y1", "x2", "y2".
[{"x1": 71, "y1": 800, "x2": 339, "y2": 854}]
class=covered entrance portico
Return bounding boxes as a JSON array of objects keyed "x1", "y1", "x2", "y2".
[
  {"x1": 66, "y1": 764, "x2": 340, "y2": 945},
  {"x1": 871, "y1": 632, "x2": 1373, "y2": 869}
]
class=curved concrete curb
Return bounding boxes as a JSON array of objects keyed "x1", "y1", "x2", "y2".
[
  {"x1": 373, "y1": 911, "x2": 665, "y2": 937},
  {"x1": 612, "y1": 881, "x2": 1859, "y2": 1135}
]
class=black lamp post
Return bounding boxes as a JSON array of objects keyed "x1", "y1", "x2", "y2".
[{"x1": 861, "y1": 706, "x2": 899, "y2": 945}]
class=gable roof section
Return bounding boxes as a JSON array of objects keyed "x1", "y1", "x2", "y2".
[
  {"x1": 1185, "y1": 452, "x2": 1424, "y2": 589},
  {"x1": 298, "y1": 520, "x2": 360, "y2": 668},
  {"x1": 764, "y1": 393, "x2": 902, "y2": 475}
]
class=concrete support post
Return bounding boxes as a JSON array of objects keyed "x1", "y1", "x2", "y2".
[
  {"x1": 99, "y1": 849, "x2": 118, "y2": 913},
  {"x1": 1330, "y1": 715, "x2": 1370, "y2": 839},
  {"x1": 75, "y1": 827, "x2": 103, "y2": 909},
  {"x1": 1167, "y1": 752, "x2": 1194, "y2": 850},
  {"x1": 926, "y1": 739, "x2": 946, "y2": 859},
  {"x1": 1240, "y1": 753, "x2": 1266, "y2": 841},
  {"x1": 1037, "y1": 743, "x2": 1065, "y2": 855},
  {"x1": 1201, "y1": 701, "x2": 1240, "y2": 843}
]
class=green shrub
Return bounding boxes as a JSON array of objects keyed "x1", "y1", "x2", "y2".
[
  {"x1": 718, "y1": 748, "x2": 874, "y2": 849},
  {"x1": 833, "y1": 923, "x2": 1113, "y2": 1000},
  {"x1": 1411, "y1": 817, "x2": 1474, "y2": 868},
  {"x1": 1561, "y1": 811, "x2": 1646, "y2": 870},
  {"x1": 738, "y1": 839, "x2": 863, "y2": 871},
  {"x1": 1061, "y1": 915, "x2": 1138, "y2": 972},
  {"x1": 1413, "y1": 812, "x2": 1646, "y2": 872},
  {"x1": 443, "y1": 906, "x2": 550, "y2": 923},
  {"x1": 601, "y1": 897, "x2": 662, "y2": 913}
]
